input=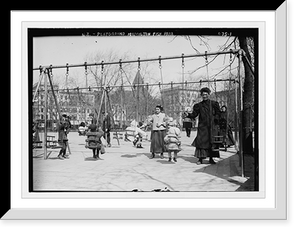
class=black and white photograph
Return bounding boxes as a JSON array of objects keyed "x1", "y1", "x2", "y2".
[
  {"x1": 5, "y1": 2, "x2": 291, "y2": 222},
  {"x1": 29, "y1": 27, "x2": 258, "y2": 193}
]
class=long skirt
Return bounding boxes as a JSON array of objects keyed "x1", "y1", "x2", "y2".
[
  {"x1": 192, "y1": 125, "x2": 220, "y2": 158},
  {"x1": 183, "y1": 121, "x2": 192, "y2": 129},
  {"x1": 150, "y1": 130, "x2": 167, "y2": 153},
  {"x1": 194, "y1": 148, "x2": 220, "y2": 158}
]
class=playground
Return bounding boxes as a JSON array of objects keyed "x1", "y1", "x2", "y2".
[
  {"x1": 32, "y1": 131, "x2": 252, "y2": 192},
  {"x1": 31, "y1": 32, "x2": 257, "y2": 192}
]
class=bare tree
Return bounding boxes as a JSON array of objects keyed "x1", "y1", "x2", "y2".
[
  {"x1": 237, "y1": 36, "x2": 255, "y2": 154},
  {"x1": 84, "y1": 49, "x2": 161, "y2": 127}
]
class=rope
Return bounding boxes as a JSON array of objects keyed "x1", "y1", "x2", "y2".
[
  {"x1": 158, "y1": 56, "x2": 165, "y2": 107},
  {"x1": 205, "y1": 51, "x2": 209, "y2": 89}
]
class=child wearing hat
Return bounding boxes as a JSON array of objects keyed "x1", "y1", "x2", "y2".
[
  {"x1": 85, "y1": 124, "x2": 105, "y2": 160},
  {"x1": 164, "y1": 118, "x2": 181, "y2": 162}
]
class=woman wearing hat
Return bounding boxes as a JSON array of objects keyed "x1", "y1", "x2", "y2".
[{"x1": 183, "y1": 87, "x2": 222, "y2": 164}]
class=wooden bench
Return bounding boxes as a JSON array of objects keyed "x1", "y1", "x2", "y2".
[{"x1": 113, "y1": 132, "x2": 124, "y2": 139}]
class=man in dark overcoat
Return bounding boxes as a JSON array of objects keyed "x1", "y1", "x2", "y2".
[
  {"x1": 57, "y1": 114, "x2": 70, "y2": 160},
  {"x1": 102, "y1": 112, "x2": 112, "y2": 147},
  {"x1": 184, "y1": 87, "x2": 222, "y2": 164}
]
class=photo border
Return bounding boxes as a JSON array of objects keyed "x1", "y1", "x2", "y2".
[{"x1": 4, "y1": 4, "x2": 286, "y2": 219}]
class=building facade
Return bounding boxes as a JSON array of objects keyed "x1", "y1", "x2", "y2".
[{"x1": 33, "y1": 82, "x2": 96, "y2": 130}]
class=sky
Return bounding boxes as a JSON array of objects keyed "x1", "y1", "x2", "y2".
[{"x1": 33, "y1": 35, "x2": 238, "y2": 91}]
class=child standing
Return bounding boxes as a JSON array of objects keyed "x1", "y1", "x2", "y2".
[{"x1": 164, "y1": 118, "x2": 181, "y2": 162}]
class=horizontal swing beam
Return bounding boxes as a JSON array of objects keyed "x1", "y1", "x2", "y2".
[
  {"x1": 33, "y1": 78, "x2": 237, "y2": 93},
  {"x1": 33, "y1": 49, "x2": 241, "y2": 71}
]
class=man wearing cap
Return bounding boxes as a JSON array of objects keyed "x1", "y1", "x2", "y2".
[
  {"x1": 57, "y1": 114, "x2": 70, "y2": 160},
  {"x1": 102, "y1": 112, "x2": 112, "y2": 147},
  {"x1": 183, "y1": 87, "x2": 222, "y2": 164},
  {"x1": 182, "y1": 107, "x2": 193, "y2": 137}
]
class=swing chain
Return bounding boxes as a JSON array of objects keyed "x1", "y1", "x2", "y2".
[
  {"x1": 101, "y1": 61, "x2": 104, "y2": 74},
  {"x1": 66, "y1": 63, "x2": 69, "y2": 75},
  {"x1": 66, "y1": 63, "x2": 69, "y2": 77},
  {"x1": 158, "y1": 56, "x2": 162, "y2": 69},
  {"x1": 205, "y1": 51, "x2": 208, "y2": 64},
  {"x1": 119, "y1": 59, "x2": 122, "y2": 70},
  {"x1": 39, "y1": 65, "x2": 43, "y2": 75},
  {"x1": 84, "y1": 62, "x2": 88, "y2": 76},
  {"x1": 49, "y1": 65, "x2": 53, "y2": 77},
  {"x1": 137, "y1": 57, "x2": 141, "y2": 71}
]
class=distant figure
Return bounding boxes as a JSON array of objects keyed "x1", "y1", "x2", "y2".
[
  {"x1": 182, "y1": 107, "x2": 193, "y2": 137},
  {"x1": 57, "y1": 114, "x2": 71, "y2": 160},
  {"x1": 164, "y1": 118, "x2": 181, "y2": 162},
  {"x1": 219, "y1": 105, "x2": 235, "y2": 147},
  {"x1": 101, "y1": 112, "x2": 111, "y2": 147},
  {"x1": 85, "y1": 124, "x2": 105, "y2": 160},
  {"x1": 32, "y1": 119, "x2": 40, "y2": 142},
  {"x1": 78, "y1": 122, "x2": 87, "y2": 136}
]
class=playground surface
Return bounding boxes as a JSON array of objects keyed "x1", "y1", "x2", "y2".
[{"x1": 32, "y1": 131, "x2": 254, "y2": 192}]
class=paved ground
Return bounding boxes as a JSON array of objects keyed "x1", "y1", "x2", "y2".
[{"x1": 32, "y1": 131, "x2": 254, "y2": 192}]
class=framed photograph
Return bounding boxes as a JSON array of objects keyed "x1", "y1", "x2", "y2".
[{"x1": 4, "y1": 2, "x2": 286, "y2": 219}]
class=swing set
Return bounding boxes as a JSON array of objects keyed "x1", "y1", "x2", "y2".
[{"x1": 33, "y1": 48, "x2": 253, "y2": 176}]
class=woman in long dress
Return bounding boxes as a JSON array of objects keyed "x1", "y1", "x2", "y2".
[
  {"x1": 144, "y1": 105, "x2": 168, "y2": 159},
  {"x1": 184, "y1": 87, "x2": 222, "y2": 165}
]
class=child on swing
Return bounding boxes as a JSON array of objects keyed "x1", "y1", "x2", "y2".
[
  {"x1": 164, "y1": 118, "x2": 181, "y2": 162},
  {"x1": 85, "y1": 124, "x2": 105, "y2": 160}
]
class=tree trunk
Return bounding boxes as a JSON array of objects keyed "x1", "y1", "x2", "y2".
[{"x1": 238, "y1": 36, "x2": 254, "y2": 154}]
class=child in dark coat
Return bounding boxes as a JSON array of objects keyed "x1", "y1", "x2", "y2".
[{"x1": 86, "y1": 124, "x2": 104, "y2": 160}]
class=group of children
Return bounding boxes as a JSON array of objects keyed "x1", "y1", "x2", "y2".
[
  {"x1": 84, "y1": 117, "x2": 182, "y2": 163},
  {"x1": 124, "y1": 118, "x2": 182, "y2": 162}
]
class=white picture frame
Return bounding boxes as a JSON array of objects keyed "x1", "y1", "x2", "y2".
[{"x1": 2, "y1": 2, "x2": 287, "y2": 220}]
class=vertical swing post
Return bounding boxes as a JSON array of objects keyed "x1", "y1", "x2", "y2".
[
  {"x1": 181, "y1": 53, "x2": 185, "y2": 114},
  {"x1": 136, "y1": 57, "x2": 141, "y2": 122},
  {"x1": 238, "y1": 49, "x2": 244, "y2": 177},
  {"x1": 234, "y1": 73, "x2": 239, "y2": 153},
  {"x1": 43, "y1": 68, "x2": 48, "y2": 160},
  {"x1": 119, "y1": 59, "x2": 124, "y2": 128},
  {"x1": 104, "y1": 86, "x2": 107, "y2": 145},
  {"x1": 146, "y1": 83, "x2": 149, "y2": 117},
  {"x1": 96, "y1": 62, "x2": 105, "y2": 124},
  {"x1": 46, "y1": 67, "x2": 61, "y2": 118},
  {"x1": 32, "y1": 66, "x2": 44, "y2": 102}
]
